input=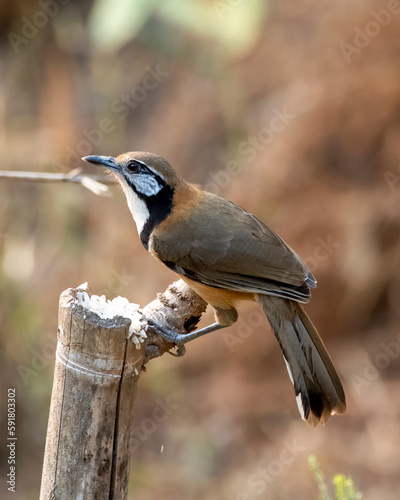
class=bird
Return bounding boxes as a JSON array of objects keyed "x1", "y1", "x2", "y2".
[{"x1": 82, "y1": 151, "x2": 346, "y2": 426}]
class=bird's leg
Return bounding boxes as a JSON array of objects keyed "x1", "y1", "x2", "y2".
[
  {"x1": 147, "y1": 320, "x2": 227, "y2": 356},
  {"x1": 147, "y1": 306, "x2": 238, "y2": 357}
]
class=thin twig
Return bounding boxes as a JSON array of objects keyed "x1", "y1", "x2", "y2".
[
  {"x1": 0, "y1": 169, "x2": 113, "y2": 196},
  {"x1": 0, "y1": 170, "x2": 111, "y2": 183}
]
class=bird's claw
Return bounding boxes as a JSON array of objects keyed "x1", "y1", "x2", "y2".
[
  {"x1": 147, "y1": 319, "x2": 188, "y2": 356},
  {"x1": 168, "y1": 344, "x2": 186, "y2": 357}
]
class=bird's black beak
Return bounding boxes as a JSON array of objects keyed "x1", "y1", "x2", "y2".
[{"x1": 82, "y1": 155, "x2": 119, "y2": 173}]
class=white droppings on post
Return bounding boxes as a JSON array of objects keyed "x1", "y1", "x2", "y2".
[{"x1": 75, "y1": 283, "x2": 147, "y2": 348}]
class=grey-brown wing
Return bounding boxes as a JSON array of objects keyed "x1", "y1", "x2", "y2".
[{"x1": 152, "y1": 193, "x2": 316, "y2": 303}]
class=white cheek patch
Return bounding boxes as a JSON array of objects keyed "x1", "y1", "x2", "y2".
[
  {"x1": 134, "y1": 174, "x2": 163, "y2": 197},
  {"x1": 119, "y1": 178, "x2": 150, "y2": 235}
]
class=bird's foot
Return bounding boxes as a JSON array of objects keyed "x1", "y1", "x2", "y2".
[
  {"x1": 147, "y1": 319, "x2": 226, "y2": 356},
  {"x1": 147, "y1": 319, "x2": 188, "y2": 357}
]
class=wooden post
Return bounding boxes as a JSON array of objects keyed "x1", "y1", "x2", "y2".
[{"x1": 40, "y1": 280, "x2": 207, "y2": 499}]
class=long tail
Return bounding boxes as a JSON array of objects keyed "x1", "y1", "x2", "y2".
[{"x1": 258, "y1": 295, "x2": 346, "y2": 426}]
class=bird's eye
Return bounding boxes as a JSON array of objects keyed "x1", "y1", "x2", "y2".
[{"x1": 127, "y1": 161, "x2": 140, "y2": 173}]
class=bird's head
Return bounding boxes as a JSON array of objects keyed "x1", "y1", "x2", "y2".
[
  {"x1": 83, "y1": 151, "x2": 182, "y2": 197},
  {"x1": 83, "y1": 152, "x2": 182, "y2": 246}
]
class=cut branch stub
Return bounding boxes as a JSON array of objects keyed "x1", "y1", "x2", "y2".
[{"x1": 143, "y1": 280, "x2": 208, "y2": 363}]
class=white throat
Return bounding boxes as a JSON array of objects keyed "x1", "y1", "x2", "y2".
[{"x1": 120, "y1": 180, "x2": 149, "y2": 235}]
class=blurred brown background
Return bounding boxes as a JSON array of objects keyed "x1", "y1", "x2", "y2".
[{"x1": 1, "y1": 0, "x2": 400, "y2": 498}]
